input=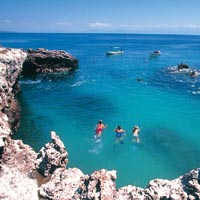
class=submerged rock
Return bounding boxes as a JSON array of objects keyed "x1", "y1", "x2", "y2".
[{"x1": 22, "y1": 48, "x2": 79, "y2": 77}]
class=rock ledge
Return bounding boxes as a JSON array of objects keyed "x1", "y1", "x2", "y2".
[{"x1": 22, "y1": 48, "x2": 79, "y2": 77}]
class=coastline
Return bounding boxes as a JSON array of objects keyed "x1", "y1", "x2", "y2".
[{"x1": 0, "y1": 47, "x2": 200, "y2": 199}]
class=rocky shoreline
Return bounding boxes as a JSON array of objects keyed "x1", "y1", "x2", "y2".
[{"x1": 0, "y1": 47, "x2": 200, "y2": 200}]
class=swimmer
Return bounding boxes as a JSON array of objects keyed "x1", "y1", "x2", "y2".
[
  {"x1": 114, "y1": 125, "x2": 126, "y2": 144},
  {"x1": 95, "y1": 120, "x2": 108, "y2": 138},
  {"x1": 132, "y1": 125, "x2": 141, "y2": 143}
]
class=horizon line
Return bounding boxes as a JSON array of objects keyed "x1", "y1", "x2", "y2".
[{"x1": 1, "y1": 31, "x2": 200, "y2": 36}]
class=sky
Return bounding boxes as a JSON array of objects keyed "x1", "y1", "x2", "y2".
[{"x1": 1, "y1": 0, "x2": 200, "y2": 34}]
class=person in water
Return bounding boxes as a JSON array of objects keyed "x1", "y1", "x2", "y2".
[
  {"x1": 132, "y1": 125, "x2": 141, "y2": 143},
  {"x1": 114, "y1": 125, "x2": 126, "y2": 144},
  {"x1": 95, "y1": 120, "x2": 108, "y2": 138}
]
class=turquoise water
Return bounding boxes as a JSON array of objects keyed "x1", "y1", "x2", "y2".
[{"x1": 1, "y1": 33, "x2": 200, "y2": 188}]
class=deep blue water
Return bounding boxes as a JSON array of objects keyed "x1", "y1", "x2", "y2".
[{"x1": 1, "y1": 33, "x2": 200, "y2": 188}]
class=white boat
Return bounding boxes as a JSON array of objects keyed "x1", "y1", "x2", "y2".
[
  {"x1": 151, "y1": 50, "x2": 161, "y2": 56},
  {"x1": 106, "y1": 47, "x2": 124, "y2": 56},
  {"x1": 149, "y1": 50, "x2": 161, "y2": 59},
  {"x1": 152, "y1": 50, "x2": 161, "y2": 55}
]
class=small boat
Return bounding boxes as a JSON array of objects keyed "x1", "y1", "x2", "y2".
[
  {"x1": 106, "y1": 47, "x2": 124, "y2": 56},
  {"x1": 152, "y1": 50, "x2": 161, "y2": 55},
  {"x1": 149, "y1": 50, "x2": 161, "y2": 59}
]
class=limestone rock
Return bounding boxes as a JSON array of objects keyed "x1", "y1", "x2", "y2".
[
  {"x1": 0, "y1": 138, "x2": 38, "y2": 200},
  {"x1": 0, "y1": 164, "x2": 39, "y2": 200},
  {"x1": 36, "y1": 131, "x2": 68, "y2": 177},
  {"x1": 1, "y1": 138, "x2": 37, "y2": 172},
  {"x1": 0, "y1": 47, "x2": 27, "y2": 89},
  {"x1": 115, "y1": 168, "x2": 200, "y2": 199},
  {"x1": 86, "y1": 169, "x2": 117, "y2": 200},
  {"x1": 0, "y1": 47, "x2": 27, "y2": 141},
  {"x1": 22, "y1": 48, "x2": 79, "y2": 77},
  {"x1": 38, "y1": 168, "x2": 117, "y2": 200},
  {"x1": 38, "y1": 167, "x2": 85, "y2": 199}
]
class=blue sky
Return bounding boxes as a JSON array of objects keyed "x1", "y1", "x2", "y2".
[{"x1": 1, "y1": 0, "x2": 200, "y2": 34}]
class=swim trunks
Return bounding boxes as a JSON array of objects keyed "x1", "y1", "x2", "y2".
[
  {"x1": 133, "y1": 133, "x2": 138, "y2": 137},
  {"x1": 96, "y1": 127, "x2": 103, "y2": 134},
  {"x1": 116, "y1": 132, "x2": 122, "y2": 137}
]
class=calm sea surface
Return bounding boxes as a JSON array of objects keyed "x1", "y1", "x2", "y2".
[{"x1": 1, "y1": 33, "x2": 200, "y2": 188}]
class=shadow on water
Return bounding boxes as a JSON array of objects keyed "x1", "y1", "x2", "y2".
[
  {"x1": 65, "y1": 93, "x2": 116, "y2": 127},
  {"x1": 20, "y1": 69, "x2": 79, "y2": 83},
  {"x1": 105, "y1": 69, "x2": 132, "y2": 81},
  {"x1": 13, "y1": 72, "x2": 81, "y2": 151},
  {"x1": 142, "y1": 126, "x2": 200, "y2": 174},
  {"x1": 36, "y1": 70, "x2": 79, "y2": 81},
  {"x1": 13, "y1": 94, "x2": 52, "y2": 152}
]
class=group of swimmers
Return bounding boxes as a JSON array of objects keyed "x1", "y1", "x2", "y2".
[{"x1": 95, "y1": 120, "x2": 141, "y2": 144}]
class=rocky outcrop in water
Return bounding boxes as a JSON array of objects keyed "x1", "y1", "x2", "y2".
[
  {"x1": 177, "y1": 63, "x2": 189, "y2": 70},
  {"x1": 1, "y1": 47, "x2": 200, "y2": 199},
  {"x1": 167, "y1": 63, "x2": 200, "y2": 77},
  {"x1": 22, "y1": 48, "x2": 79, "y2": 77}
]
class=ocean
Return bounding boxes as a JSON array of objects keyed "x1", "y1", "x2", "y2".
[{"x1": 1, "y1": 33, "x2": 200, "y2": 188}]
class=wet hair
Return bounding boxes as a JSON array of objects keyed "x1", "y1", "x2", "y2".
[
  {"x1": 99, "y1": 120, "x2": 103, "y2": 124},
  {"x1": 134, "y1": 125, "x2": 139, "y2": 129},
  {"x1": 117, "y1": 125, "x2": 121, "y2": 129}
]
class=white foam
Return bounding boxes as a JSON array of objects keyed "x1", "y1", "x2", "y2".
[{"x1": 19, "y1": 79, "x2": 41, "y2": 85}]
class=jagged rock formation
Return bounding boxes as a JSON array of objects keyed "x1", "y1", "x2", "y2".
[
  {"x1": 0, "y1": 47, "x2": 27, "y2": 144},
  {"x1": 1, "y1": 47, "x2": 200, "y2": 200},
  {"x1": 36, "y1": 131, "x2": 68, "y2": 177},
  {"x1": 116, "y1": 169, "x2": 200, "y2": 199},
  {"x1": 0, "y1": 47, "x2": 39, "y2": 199},
  {"x1": 38, "y1": 167, "x2": 200, "y2": 200},
  {"x1": 38, "y1": 168, "x2": 117, "y2": 200},
  {"x1": 22, "y1": 48, "x2": 79, "y2": 77},
  {"x1": 0, "y1": 138, "x2": 39, "y2": 199}
]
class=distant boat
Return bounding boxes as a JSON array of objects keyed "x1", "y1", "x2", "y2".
[
  {"x1": 150, "y1": 50, "x2": 161, "y2": 57},
  {"x1": 152, "y1": 50, "x2": 161, "y2": 55},
  {"x1": 106, "y1": 47, "x2": 124, "y2": 56}
]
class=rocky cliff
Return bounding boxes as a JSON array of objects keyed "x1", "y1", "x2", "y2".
[
  {"x1": 0, "y1": 47, "x2": 27, "y2": 142},
  {"x1": 0, "y1": 47, "x2": 200, "y2": 200}
]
